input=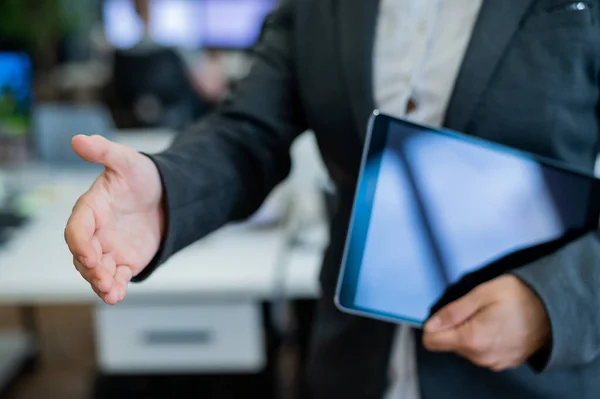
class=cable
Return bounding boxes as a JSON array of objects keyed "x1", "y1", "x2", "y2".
[{"x1": 269, "y1": 191, "x2": 304, "y2": 337}]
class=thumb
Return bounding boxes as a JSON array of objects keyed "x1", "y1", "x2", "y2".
[
  {"x1": 423, "y1": 318, "x2": 478, "y2": 353},
  {"x1": 425, "y1": 288, "x2": 485, "y2": 333},
  {"x1": 72, "y1": 135, "x2": 132, "y2": 173}
]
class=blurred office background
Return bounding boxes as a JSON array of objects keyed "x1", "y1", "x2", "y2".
[{"x1": 0, "y1": 1, "x2": 329, "y2": 398}]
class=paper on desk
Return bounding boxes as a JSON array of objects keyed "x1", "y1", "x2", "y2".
[{"x1": 16, "y1": 178, "x2": 93, "y2": 217}]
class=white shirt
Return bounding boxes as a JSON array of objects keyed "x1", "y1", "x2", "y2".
[{"x1": 373, "y1": 0, "x2": 483, "y2": 398}]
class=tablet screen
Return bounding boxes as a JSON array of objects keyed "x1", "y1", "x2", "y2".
[{"x1": 337, "y1": 114, "x2": 600, "y2": 326}]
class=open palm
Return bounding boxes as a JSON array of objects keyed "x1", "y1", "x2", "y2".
[{"x1": 65, "y1": 135, "x2": 165, "y2": 305}]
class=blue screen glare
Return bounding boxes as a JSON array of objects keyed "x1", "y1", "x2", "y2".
[
  {"x1": 343, "y1": 119, "x2": 595, "y2": 325},
  {"x1": 0, "y1": 52, "x2": 32, "y2": 138}
]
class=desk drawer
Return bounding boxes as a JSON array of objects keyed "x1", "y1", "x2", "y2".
[{"x1": 95, "y1": 302, "x2": 265, "y2": 373}]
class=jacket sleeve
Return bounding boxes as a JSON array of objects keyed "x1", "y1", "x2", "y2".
[
  {"x1": 132, "y1": 0, "x2": 307, "y2": 282},
  {"x1": 512, "y1": 230, "x2": 600, "y2": 371}
]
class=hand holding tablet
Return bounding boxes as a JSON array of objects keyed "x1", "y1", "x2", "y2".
[
  {"x1": 336, "y1": 112, "x2": 600, "y2": 327},
  {"x1": 422, "y1": 274, "x2": 551, "y2": 371}
]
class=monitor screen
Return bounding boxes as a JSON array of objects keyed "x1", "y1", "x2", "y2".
[
  {"x1": 202, "y1": 0, "x2": 276, "y2": 49},
  {"x1": 0, "y1": 52, "x2": 32, "y2": 140},
  {"x1": 103, "y1": 0, "x2": 204, "y2": 49},
  {"x1": 103, "y1": 0, "x2": 277, "y2": 50},
  {"x1": 103, "y1": 0, "x2": 145, "y2": 49}
]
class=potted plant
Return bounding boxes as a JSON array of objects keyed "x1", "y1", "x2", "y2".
[{"x1": 0, "y1": 0, "x2": 77, "y2": 72}]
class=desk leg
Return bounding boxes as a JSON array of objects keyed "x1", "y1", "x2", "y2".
[
  {"x1": 19, "y1": 306, "x2": 40, "y2": 371},
  {"x1": 291, "y1": 299, "x2": 317, "y2": 399},
  {"x1": 0, "y1": 351, "x2": 37, "y2": 398},
  {"x1": 0, "y1": 307, "x2": 40, "y2": 398},
  {"x1": 18, "y1": 306, "x2": 36, "y2": 332}
]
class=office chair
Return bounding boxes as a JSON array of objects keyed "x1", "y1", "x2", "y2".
[
  {"x1": 111, "y1": 48, "x2": 204, "y2": 131},
  {"x1": 32, "y1": 103, "x2": 116, "y2": 164}
]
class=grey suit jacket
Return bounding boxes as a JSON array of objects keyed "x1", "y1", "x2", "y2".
[{"x1": 134, "y1": 0, "x2": 600, "y2": 398}]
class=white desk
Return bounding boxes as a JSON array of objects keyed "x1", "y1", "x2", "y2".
[
  {"x1": 0, "y1": 130, "x2": 293, "y2": 379},
  {"x1": 0, "y1": 188, "x2": 288, "y2": 303},
  {"x1": 281, "y1": 224, "x2": 328, "y2": 299},
  {"x1": 0, "y1": 129, "x2": 330, "y2": 386},
  {"x1": 0, "y1": 131, "x2": 289, "y2": 304}
]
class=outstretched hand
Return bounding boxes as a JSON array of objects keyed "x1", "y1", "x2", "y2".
[{"x1": 64, "y1": 135, "x2": 165, "y2": 304}]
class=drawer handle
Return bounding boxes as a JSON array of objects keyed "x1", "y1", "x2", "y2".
[{"x1": 143, "y1": 330, "x2": 214, "y2": 346}]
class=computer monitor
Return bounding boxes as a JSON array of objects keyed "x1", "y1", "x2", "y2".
[
  {"x1": 202, "y1": 0, "x2": 277, "y2": 49},
  {"x1": 103, "y1": 0, "x2": 277, "y2": 50},
  {"x1": 0, "y1": 52, "x2": 32, "y2": 140},
  {"x1": 0, "y1": 52, "x2": 32, "y2": 164},
  {"x1": 103, "y1": 0, "x2": 204, "y2": 50}
]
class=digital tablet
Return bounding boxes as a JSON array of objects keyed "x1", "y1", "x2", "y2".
[{"x1": 335, "y1": 111, "x2": 600, "y2": 327}]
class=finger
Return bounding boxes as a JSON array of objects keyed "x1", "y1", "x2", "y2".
[
  {"x1": 73, "y1": 256, "x2": 113, "y2": 293},
  {"x1": 424, "y1": 318, "x2": 482, "y2": 353},
  {"x1": 114, "y1": 266, "x2": 133, "y2": 301},
  {"x1": 490, "y1": 359, "x2": 522, "y2": 372},
  {"x1": 72, "y1": 135, "x2": 132, "y2": 174},
  {"x1": 65, "y1": 200, "x2": 99, "y2": 266},
  {"x1": 105, "y1": 266, "x2": 133, "y2": 305},
  {"x1": 97, "y1": 254, "x2": 117, "y2": 293},
  {"x1": 425, "y1": 287, "x2": 486, "y2": 333},
  {"x1": 424, "y1": 316, "x2": 494, "y2": 359},
  {"x1": 423, "y1": 327, "x2": 464, "y2": 352},
  {"x1": 490, "y1": 363, "x2": 508, "y2": 372},
  {"x1": 75, "y1": 257, "x2": 108, "y2": 301},
  {"x1": 90, "y1": 281, "x2": 107, "y2": 301}
]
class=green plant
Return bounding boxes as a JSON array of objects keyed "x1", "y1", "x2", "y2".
[
  {"x1": 0, "y1": 0, "x2": 77, "y2": 45},
  {"x1": 0, "y1": 0, "x2": 79, "y2": 70}
]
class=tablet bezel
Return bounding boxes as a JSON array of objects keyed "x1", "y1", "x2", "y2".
[{"x1": 335, "y1": 110, "x2": 600, "y2": 327}]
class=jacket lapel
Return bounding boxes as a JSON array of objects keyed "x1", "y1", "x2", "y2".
[
  {"x1": 336, "y1": 0, "x2": 380, "y2": 140},
  {"x1": 444, "y1": 0, "x2": 537, "y2": 133}
]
